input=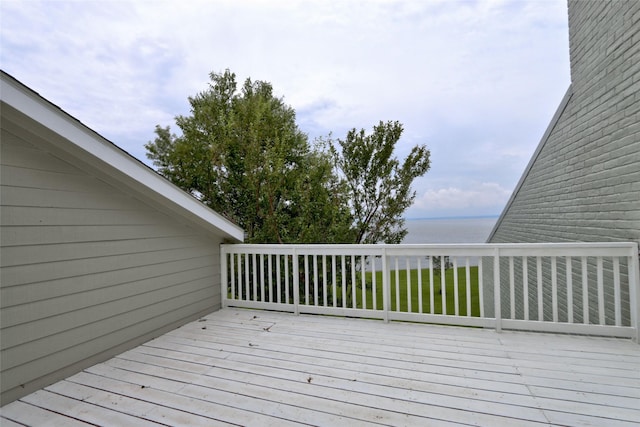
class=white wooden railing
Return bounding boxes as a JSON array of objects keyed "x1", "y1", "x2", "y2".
[{"x1": 221, "y1": 242, "x2": 640, "y2": 341}]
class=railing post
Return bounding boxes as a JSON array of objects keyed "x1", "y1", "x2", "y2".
[
  {"x1": 629, "y1": 244, "x2": 640, "y2": 343},
  {"x1": 382, "y1": 248, "x2": 390, "y2": 323},
  {"x1": 293, "y1": 247, "x2": 300, "y2": 315},
  {"x1": 494, "y1": 247, "x2": 502, "y2": 333},
  {"x1": 221, "y1": 245, "x2": 228, "y2": 308}
]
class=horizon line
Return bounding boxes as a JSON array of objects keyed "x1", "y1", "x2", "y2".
[{"x1": 405, "y1": 214, "x2": 499, "y2": 221}]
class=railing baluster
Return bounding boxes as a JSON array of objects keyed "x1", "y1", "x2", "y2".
[
  {"x1": 429, "y1": 257, "x2": 435, "y2": 315},
  {"x1": 293, "y1": 250, "x2": 299, "y2": 315},
  {"x1": 382, "y1": 249, "x2": 390, "y2": 322},
  {"x1": 323, "y1": 255, "x2": 328, "y2": 307},
  {"x1": 342, "y1": 255, "x2": 347, "y2": 308},
  {"x1": 509, "y1": 256, "x2": 515, "y2": 320},
  {"x1": 252, "y1": 253, "x2": 258, "y2": 301},
  {"x1": 406, "y1": 258, "x2": 412, "y2": 313},
  {"x1": 285, "y1": 255, "x2": 290, "y2": 304},
  {"x1": 537, "y1": 256, "x2": 543, "y2": 321},
  {"x1": 441, "y1": 256, "x2": 446, "y2": 315},
  {"x1": 260, "y1": 254, "x2": 265, "y2": 302},
  {"x1": 268, "y1": 254, "x2": 273, "y2": 303},
  {"x1": 237, "y1": 253, "x2": 243, "y2": 300},
  {"x1": 244, "y1": 253, "x2": 250, "y2": 301},
  {"x1": 332, "y1": 255, "x2": 337, "y2": 307},
  {"x1": 478, "y1": 259, "x2": 484, "y2": 318},
  {"x1": 582, "y1": 256, "x2": 589, "y2": 324},
  {"x1": 453, "y1": 257, "x2": 459, "y2": 316},
  {"x1": 551, "y1": 256, "x2": 558, "y2": 322},
  {"x1": 302, "y1": 255, "x2": 311, "y2": 305},
  {"x1": 351, "y1": 255, "x2": 357, "y2": 309},
  {"x1": 418, "y1": 258, "x2": 423, "y2": 314},
  {"x1": 597, "y1": 256, "x2": 604, "y2": 325},
  {"x1": 372, "y1": 256, "x2": 378, "y2": 311},
  {"x1": 229, "y1": 253, "x2": 236, "y2": 299},
  {"x1": 395, "y1": 257, "x2": 400, "y2": 311},
  {"x1": 313, "y1": 254, "x2": 319, "y2": 306},
  {"x1": 465, "y1": 257, "x2": 471, "y2": 317},
  {"x1": 523, "y1": 256, "x2": 529, "y2": 321},
  {"x1": 361, "y1": 255, "x2": 366, "y2": 309},
  {"x1": 613, "y1": 257, "x2": 621, "y2": 326},
  {"x1": 276, "y1": 255, "x2": 282, "y2": 304},
  {"x1": 493, "y1": 248, "x2": 501, "y2": 332},
  {"x1": 566, "y1": 256, "x2": 573, "y2": 323}
]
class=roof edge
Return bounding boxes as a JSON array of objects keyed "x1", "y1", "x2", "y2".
[{"x1": 1, "y1": 70, "x2": 244, "y2": 242}]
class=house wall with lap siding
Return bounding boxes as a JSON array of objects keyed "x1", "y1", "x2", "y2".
[
  {"x1": 484, "y1": 1, "x2": 640, "y2": 323},
  {"x1": 0, "y1": 119, "x2": 224, "y2": 405}
]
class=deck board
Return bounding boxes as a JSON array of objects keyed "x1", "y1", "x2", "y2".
[{"x1": 2, "y1": 308, "x2": 639, "y2": 426}]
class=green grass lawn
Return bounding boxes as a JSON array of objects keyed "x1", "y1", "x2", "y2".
[
  {"x1": 232, "y1": 262, "x2": 482, "y2": 317},
  {"x1": 352, "y1": 266, "x2": 481, "y2": 316}
]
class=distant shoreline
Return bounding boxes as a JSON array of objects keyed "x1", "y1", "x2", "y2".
[{"x1": 405, "y1": 215, "x2": 499, "y2": 221}]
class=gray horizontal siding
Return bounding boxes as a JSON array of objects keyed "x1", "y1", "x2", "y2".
[
  {"x1": 0, "y1": 122, "x2": 224, "y2": 404},
  {"x1": 2, "y1": 253, "x2": 214, "y2": 304}
]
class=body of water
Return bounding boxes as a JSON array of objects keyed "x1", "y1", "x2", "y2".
[
  {"x1": 402, "y1": 217, "x2": 498, "y2": 244},
  {"x1": 398, "y1": 217, "x2": 499, "y2": 268}
]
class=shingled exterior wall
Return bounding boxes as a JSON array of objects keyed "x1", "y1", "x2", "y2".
[{"x1": 484, "y1": 1, "x2": 640, "y2": 323}]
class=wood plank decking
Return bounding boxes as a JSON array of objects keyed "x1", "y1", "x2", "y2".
[{"x1": 1, "y1": 308, "x2": 639, "y2": 426}]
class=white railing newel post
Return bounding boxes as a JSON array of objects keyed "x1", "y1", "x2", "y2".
[
  {"x1": 629, "y1": 244, "x2": 640, "y2": 343},
  {"x1": 221, "y1": 245, "x2": 228, "y2": 308}
]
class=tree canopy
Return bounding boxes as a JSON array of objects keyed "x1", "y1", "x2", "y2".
[
  {"x1": 146, "y1": 70, "x2": 353, "y2": 243},
  {"x1": 328, "y1": 121, "x2": 431, "y2": 244},
  {"x1": 146, "y1": 70, "x2": 430, "y2": 244}
]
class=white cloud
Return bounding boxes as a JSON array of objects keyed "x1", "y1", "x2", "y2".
[
  {"x1": 408, "y1": 182, "x2": 512, "y2": 218},
  {"x1": 0, "y1": 0, "x2": 569, "y2": 217}
]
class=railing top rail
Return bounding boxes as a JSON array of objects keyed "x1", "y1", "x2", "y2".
[{"x1": 222, "y1": 242, "x2": 638, "y2": 257}]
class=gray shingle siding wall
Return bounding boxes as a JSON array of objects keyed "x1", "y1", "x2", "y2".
[
  {"x1": 485, "y1": 1, "x2": 639, "y2": 324},
  {"x1": 0, "y1": 122, "x2": 223, "y2": 405}
]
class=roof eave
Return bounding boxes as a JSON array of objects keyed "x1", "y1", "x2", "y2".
[{"x1": 0, "y1": 71, "x2": 244, "y2": 243}]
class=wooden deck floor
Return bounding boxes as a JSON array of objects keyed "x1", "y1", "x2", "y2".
[{"x1": 1, "y1": 308, "x2": 639, "y2": 426}]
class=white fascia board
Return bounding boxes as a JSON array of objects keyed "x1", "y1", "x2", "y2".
[{"x1": 1, "y1": 72, "x2": 244, "y2": 242}]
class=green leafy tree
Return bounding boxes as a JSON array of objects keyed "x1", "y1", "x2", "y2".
[
  {"x1": 329, "y1": 121, "x2": 431, "y2": 244},
  {"x1": 146, "y1": 70, "x2": 353, "y2": 243},
  {"x1": 286, "y1": 149, "x2": 355, "y2": 243}
]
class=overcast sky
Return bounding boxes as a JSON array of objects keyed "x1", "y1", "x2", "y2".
[{"x1": 1, "y1": 0, "x2": 571, "y2": 219}]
